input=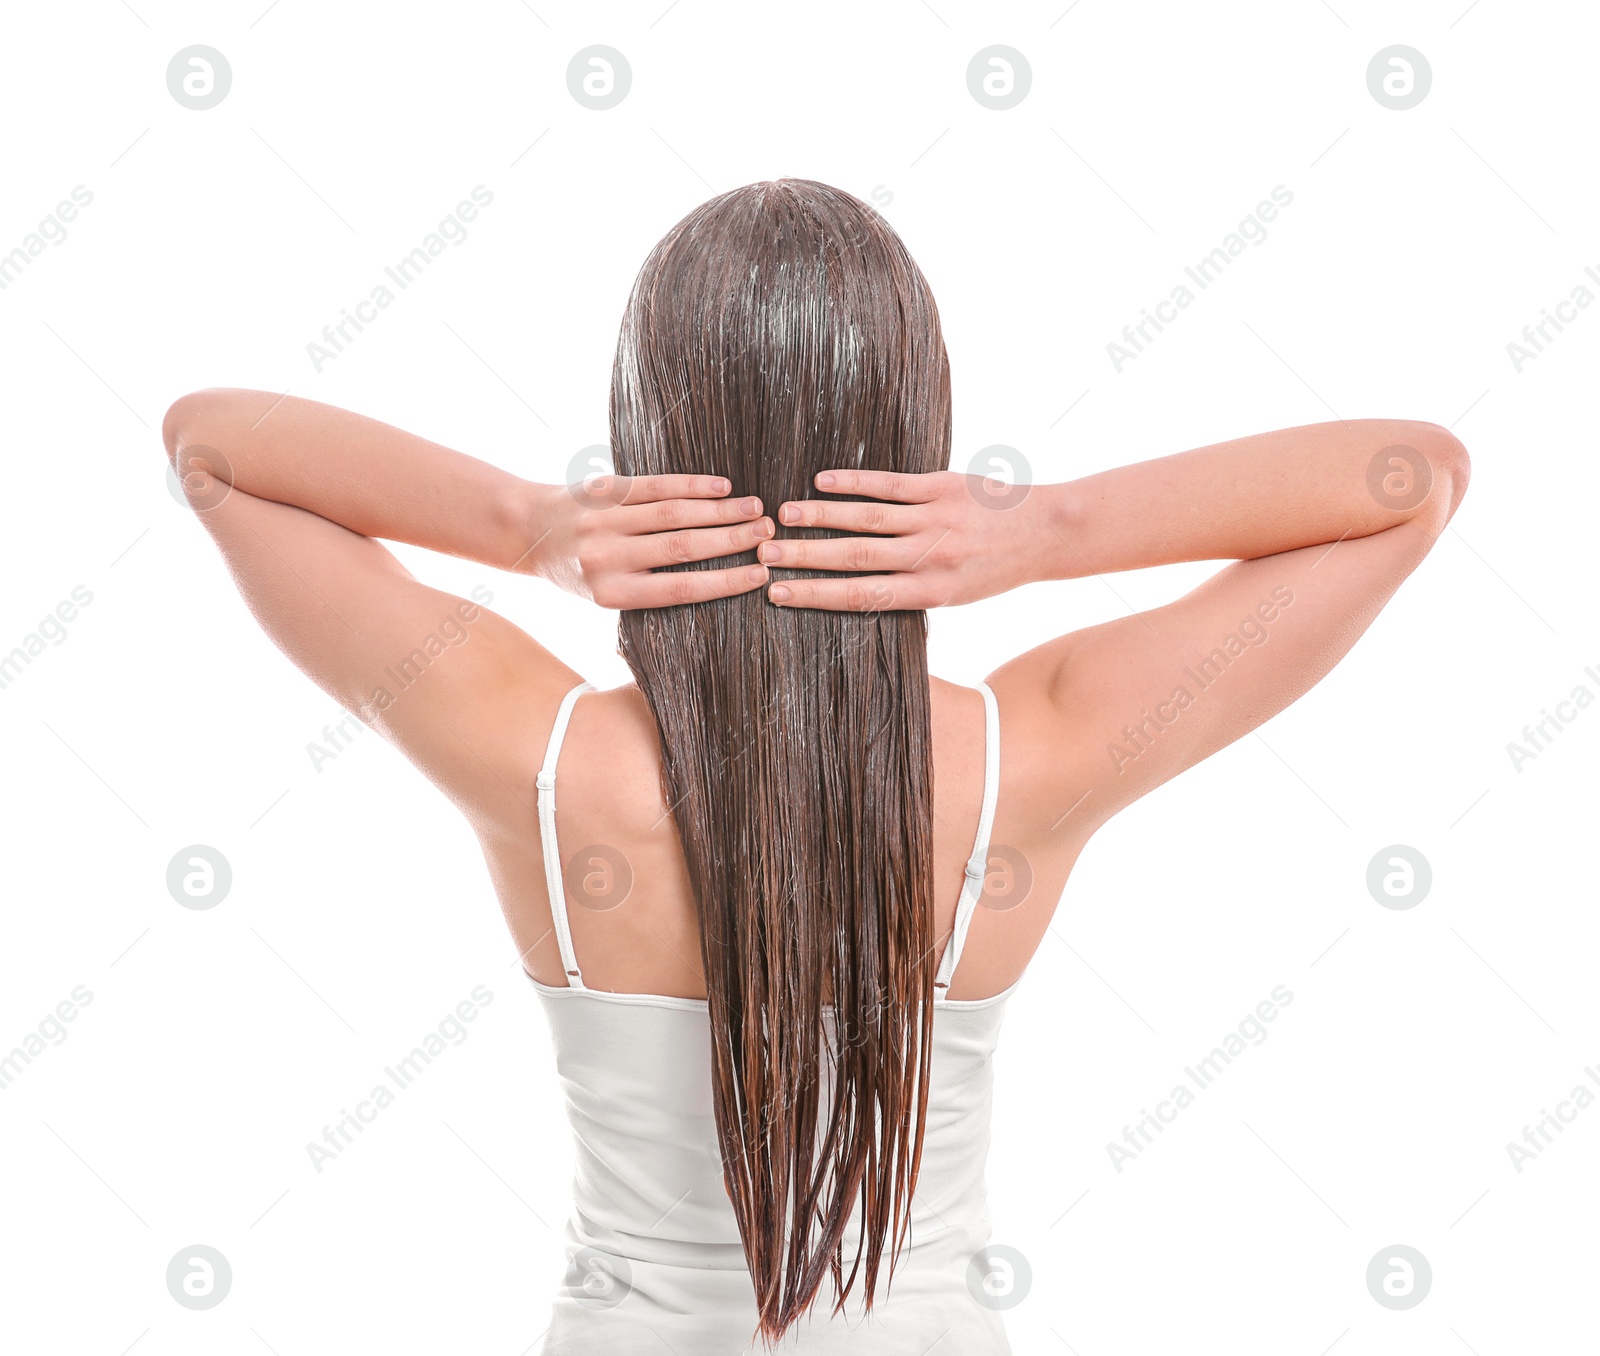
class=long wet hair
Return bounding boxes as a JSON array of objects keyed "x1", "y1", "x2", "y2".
[{"x1": 609, "y1": 179, "x2": 952, "y2": 1343}]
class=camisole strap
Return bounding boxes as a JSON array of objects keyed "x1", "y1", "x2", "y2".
[
  {"x1": 536, "y1": 680, "x2": 595, "y2": 990},
  {"x1": 933, "y1": 680, "x2": 1000, "y2": 1002}
]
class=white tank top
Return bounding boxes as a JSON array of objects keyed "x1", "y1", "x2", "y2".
[{"x1": 528, "y1": 680, "x2": 1019, "y2": 1354}]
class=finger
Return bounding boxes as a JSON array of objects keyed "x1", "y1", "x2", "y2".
[
  {"x1": 755, "y1": 534, "x2": 922, "y2": 573},
  {"x1": 615, "y1": 495, "x2": 764, "y2": 535},
  {"x1": 765, "y1": 574, "x2": 938, "y2": 612},
  {"x1": 622, "y1": 517, "x2": 775, "y2": 570},
  {"x1": 775, "y1": 498, "x2": 917, "y2": 533},
  {"x1": 811, "y1": 468, "x2": 943, "y2": 503},
  {"x1": 609, "y1": 563, "x2": 771, "y2": 609},
  {"x1": 594, "y1": 473, "x2": 732, "y2": 506}
]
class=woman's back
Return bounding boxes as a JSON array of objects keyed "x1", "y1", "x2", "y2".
[
  {"x1": 506, "y1": 677, "x2": 1065, "y2": 1004},
  {"x1": 525, "y1": 677, "x2": 1025, "y2": 1352}
]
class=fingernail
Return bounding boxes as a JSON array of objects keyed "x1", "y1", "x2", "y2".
[
  {"x1": 780, "y1": 504, "x2": 800, "y2": 525},
  {"x1": 746, "y1": 565, "x2": 768, "y2": 583},
  {"x1": 716, "y1": 478, "x2": 731, "y2": 493},
  {"x1": 816, "y1": 472, "x2": 836, "y2": 489},
  {"x1": 769, "y1": 583, "x2": 791, "y2": 603},
  {"x1": 740, "y1": 497, "x2": 758, "y2": 514},
  {"x1": 758, "y1": 542, "x2": 780, "y2": 562},
  {"x1": 755, "y1": 519, "x2": 774, "y2": 539}
]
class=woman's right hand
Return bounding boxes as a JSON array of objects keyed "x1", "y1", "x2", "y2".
[
  {"x1": 758, "y1": 469, "x2": 1066, "y2": 611},
  {"x1": 524, "y1": 474, "x2": 774, "y2": 609}
]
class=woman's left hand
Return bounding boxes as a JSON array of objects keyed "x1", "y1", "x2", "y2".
[
  {"x1": 756, "y1": 468, "x2": 1059, "y2": 610},
  {"x1": 520, "y1": 474, "x2": 774, "y2": 609}
]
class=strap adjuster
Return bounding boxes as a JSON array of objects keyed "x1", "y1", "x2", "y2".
[
  {"x1": 964, "y1": 854, "x2": 987, "y2": 882},
  {"x1": 536, "y1": 770, "x2": 556, "y2": 791}
]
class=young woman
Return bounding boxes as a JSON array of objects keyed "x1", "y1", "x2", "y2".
[{"x1": 162, "y1": 179, "x2": 1469, "y2": 1354}]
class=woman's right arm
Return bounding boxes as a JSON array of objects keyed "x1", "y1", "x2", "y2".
[{"x1": 763, "y1": 419, "x2": 1470, "y2": 842}]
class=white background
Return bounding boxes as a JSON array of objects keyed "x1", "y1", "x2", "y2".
[{"x1": 1, "y1": 1, "x2": 1594, "y2": 1352}]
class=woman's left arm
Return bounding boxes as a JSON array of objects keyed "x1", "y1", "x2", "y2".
[{"x1": 161, "y1": 388, "x2": 772, "y2": 829}]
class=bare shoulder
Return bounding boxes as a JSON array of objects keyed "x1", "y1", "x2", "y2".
[
  {"x1": 557, "y1": 683, "x2": 672, "y2": 830},
  {"x1": 980, "y1": 661, "x2": 1101, "y2": 853}
]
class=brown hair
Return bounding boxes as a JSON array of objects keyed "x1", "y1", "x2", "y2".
[{"x1": 609, "y1": 179, "x2": 952, "y2": 1342}]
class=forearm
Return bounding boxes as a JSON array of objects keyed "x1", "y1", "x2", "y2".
[
  {"x1": 1037, "y1": 418, "x2": 1468, "y2": 580},
  {"x1": 162, "y1": 388, "x2": 547, "y2": 572}
]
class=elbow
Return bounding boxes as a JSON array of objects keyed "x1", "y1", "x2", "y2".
[
  {"x1": 161, "y1": 387, "x2": 238, "y2": 467},
  {"x1": 1394, "y1": 419, "x2": 1470, "y2": 525},
  {"x1": 1420, "y1": 420, "x2": 1470, "y2": 515},
  {"x1": 161, "y1": 390, "x2": 206, "y2": 467}
]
